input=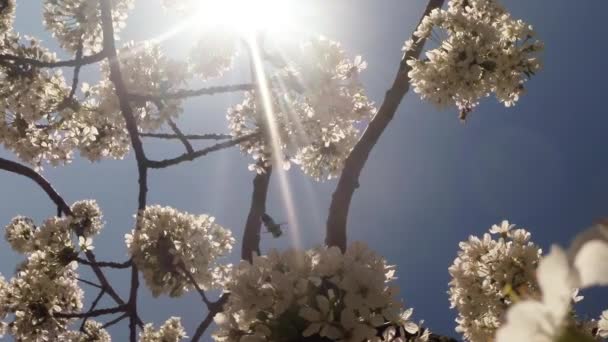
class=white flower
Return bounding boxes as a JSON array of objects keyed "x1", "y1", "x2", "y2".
[
  {"x1": 43, "y1": 0, "x2": 134, "y2": 53},
  {"x1": 4, "y1": 216, "x2": 37, "y2": 253},
  {"x1": 407, "y1": 0, "x2": 543, "y2": 119},
  {"x1": 598, "y1": 310, "x2": 608, "y2": 338},
  {"x1": 449, "y1": 220, "x2": 541, "y2": 342},
  {"x1": 125, "y1": 205, "x2": 234, "y2": 297},
  {"x1": 227, "y1": 36, "x2": 375, "y2": 181},
  {"x1": 70, "y1": 200, "x2": 104, "y2": 237},
  {"x1": 140, "y1": 317, "x2": 187, "y2": 342},
  {"x1": 496, "y1": 224, "x2": 608, "y2": 342},
  {"x1": 78, "y1": 236, "x2": 94, "y2": 251},
  {"x1": 60, "y1": 320, "x2": 111, "y2": 342},
  {"x1": 488, "y1": 220, "x2": 515, "y2": 236},
  {"x1": 214, "y1": 243, "x2": 417, "y2": 342}
]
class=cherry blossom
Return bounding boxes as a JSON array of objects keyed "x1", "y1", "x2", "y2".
[
  {"x1": 495, "y1": 224, "x2": 608, "y2": 342},
  {"x1": 43, "y1": 0, "x2": 134, "y2": 53},
  {"x1": 448, "y1": 220, "x2": 542, "y2": 342},
  {"x1": 140, "y1": 317, "x2": 187, "y2": 342},
  {"x1": 214, "y1": 243, "x2": 421, "y2": 342},
  {"x1": 125, "y1": 205, "x2": 234, "y2": 297},
  {"x1": 406, "y1": 0, "x2": 543, "y2": 120},
  {"x1": 228, "y1": 37, "x2": 375, "y2": 180}
]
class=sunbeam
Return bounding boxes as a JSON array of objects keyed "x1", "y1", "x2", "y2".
[{"x1": 247, "y1": 35, "x2": 303, "y2": 251}]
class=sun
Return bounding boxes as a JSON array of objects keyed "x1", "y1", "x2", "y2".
[{"x1": 192, "y1": 0, "x2": 293, "y2": 34}]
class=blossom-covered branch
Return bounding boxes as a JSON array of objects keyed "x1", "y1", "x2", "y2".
[{"x1": 326, "y1": 0, "x2": 446, "y2": 251}]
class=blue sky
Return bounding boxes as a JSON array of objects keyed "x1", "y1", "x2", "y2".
[{"x1": 1, "y1": 0, "x2": 608, "y2": 340}]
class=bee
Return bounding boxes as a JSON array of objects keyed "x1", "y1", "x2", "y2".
[{"x1": 261, "y1": 213, "x2": 286, "y2": 238}]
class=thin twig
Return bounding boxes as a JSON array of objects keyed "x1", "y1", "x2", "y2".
[
  {"x1": 55, "y1": 305, "x2": 126, "y2": 319},
  {"x1": 101, "y1": 313, "x2": 129, "y2": 329},
  {"x1": 128, "y1": 83, "x2": 254, "y2": 102},
  {"x1": 190, "y1": 294, "x2": 229, "y2": 342},
  {"x1": 0, "y1": 50, "x2": 107, "y2": 69},
  {"x1": 167, "y1": 118, "x2": 194, "y2": 154},
  {"x1": 146, "y1": 132, "x2": 258, "y2": 169},
  {"x1": 68, "y1": 40, "x2": 85, "y2": 100},
  {"x1": 0, "y1": 157, "x2": 71, "y2": 214},
  {"x1": 140, "y1": 132, "x2": 232, "y2": 140},
  {"x1": 178, "y1": 264, "x2": 212, "y2": 307},
  {"x1": 241, "y1": 165, "x2": 272, "y2": 262},
  {"x1": 77, "y1": 277, "x2": 103, "y2": 289},
  {"x1": 77, "y1": 257, "x2": 132, "y2": 269},
  {"x1": 325, "y1": 0, "x2": 446, "y2": 251},
  {"x1": 80, "y1": 290, "x2": 105, "y2": 332}
]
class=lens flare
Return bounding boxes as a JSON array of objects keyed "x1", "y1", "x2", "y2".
[{"x1": 247, "y1": 35, "x2": 302, "y2": 250}]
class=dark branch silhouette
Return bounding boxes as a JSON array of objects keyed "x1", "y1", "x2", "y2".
[
  {"x1": 127, "y1": 83, "x2": 254, "y2": 102},
  {"x1": 241, "y1": 166, "x2": 273, "y2": 262},
  {"x1": 146, "y1": 132, "x2": 259, "y2": 169},
  {"x1": 326, "y1": 0, "x2": 446, "y2": 251}
]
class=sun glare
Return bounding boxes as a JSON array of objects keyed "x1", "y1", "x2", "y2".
[{"x1": 193, "y1": 0, "x2": 293, "y2": 34}]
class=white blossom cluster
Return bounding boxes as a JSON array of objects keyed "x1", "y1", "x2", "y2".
[
  {"x1": 0, "y1": 251, "x2": 83, "y2": 341},
  {"x1": 4, "y1": 200, "x2": 104, "y2": 254},
  {"x1": 0, "y1": 0, "x2": 15, "y2": 39},
  {"x1": 79, "y1": 41, "x2": 189, "y2": 161},
  {"x1": 60, "y1": 320, "x2": 112, "y2": 342},
  {"x1": 599, "y1": 310, "x2": 608, "y2": 338},
  {"x1": 189, "y1": 29, "x2": 239, "y2": 80},
  {"x1": 125, "y1": 205, "x2": 234, "y2": 297},
  {"x1": 448, "y1": 220, "x2": 542, "y2": 342},
  {"x1": 228, "y1": 37, "x2": 375, "y2": 180},
  {"x1": 0, "y1": 34, "x2": 85, "y2": 167},
  {"x1": 406, "y1": 0, "x2": 543, "y2": 120},
  {"x1": 43, "y1": 0, "x2": 134, "y2": 53},
  {"x1": 140, "y1": 317, "x2": 187, "y2": 342},
  {"x1": 496, "y1": 223, "x2": 608, "y2": 342},
  {"x1": 214, "y1": 242, "x2": 425, "y2": 342},
  {"x1": 0, "y1": 202, "x2": 108, "y2": 340}
]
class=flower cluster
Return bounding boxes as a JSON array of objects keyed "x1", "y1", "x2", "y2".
[
  {"x1": 125, "y1": 205, "x2": 234, "y2": 297},
  {"x1": 495, "y1": 223, "x2": 608, "y2": 342},
  {"x1": 0, "y1": 250, "x2": 84, "y2": 341},
  {"x1": 4, "y1": 200, "x2": 104, "y2": 255},
  {"x1": 189, "y1": 29, "x2": 239, "y2": 80},
  {"x1": 79, "y1": 41, "x2": 189, "y2": 161},
  {"x1": 228, "y1": 37, "x2": 375, "y2": 180},
  {"x1": 59, "y1": 320, "x2": 112, "y2": 342},
  {"x1": 406, "y1": 0, "x2": 543, "y2": 120},
  {"x1": 599, "y1": 310, "x2": 608, "y2": 338},
  {"x1": 43, "y1": 0, "x2": 134, "y2": 53},
  {"x1": 0, "y1": 0, "x2": 15, "y2": 39},
  {"x1": 140, "y1": 317, "x2": 187, "y2": 342},
  {"x1": 448, "y1": 220, "x2": 542, "y2": 342},
  {"x1": 214, "y1": 242, "x2": 424, "y2": 342},
  {"x1": 70, "y1": 199, "x2": 105, "y2": 237},
  {"x1": 0, "y1": 34, "x2": 85, "y2": 167}
]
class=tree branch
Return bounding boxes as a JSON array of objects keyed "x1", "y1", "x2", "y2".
[
  {"x1": 99, "y1": 1, "x2": 150, "y2": 340},
  {"x1": 190, "y1": 294, "x2": 229, "y2": 342},
  {"x1": 167, "y1": 118, "x2": 195, "y2": 154},
  {"x1": 54, "y1": 305, "x2": 126, "y2": 319},
  {"x1": 241, "y1": 166, "x2": 272, "y2": 262},
  {"x1": 325, "y1": 0, "x2": 446, "y2": 251},
  {"x1": 128, "y1": 83, "x2": 254, "y2": 102},
  {"x1": 77, "y1": 257, "x2": 132, "y2": 269},
  {"x1": 80, "y1": 290, "x2": 105, "y2": 332},
  {"x1": 0, "y1": 157, "x2": 71, "y2": 215},
  {"x1": 146, "y1": 132, "x2": 259, "y2": 169},
  {"x1": 0, "y1": 50, "x2": 107, "y2": 69},
  {"x1": 140, "y1": 132, "x2": 232, "y2": 140}
]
